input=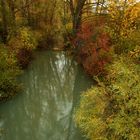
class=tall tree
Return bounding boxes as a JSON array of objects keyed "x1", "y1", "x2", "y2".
[{"x1": 69, "y1": 0, "x2": 87, "y2": 33}]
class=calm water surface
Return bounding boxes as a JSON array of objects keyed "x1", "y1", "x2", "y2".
[{"x1": 0, "y1": 51, "x2": 92, "y2": 140}]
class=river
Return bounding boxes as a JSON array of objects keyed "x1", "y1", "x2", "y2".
[{"x1": 0, "y1": 51, "x2": 92, "y2": 140}]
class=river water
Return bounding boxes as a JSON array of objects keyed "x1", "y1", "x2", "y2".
[{"x1": 0, "y1": 51, "x2": 92, "y2": 140}]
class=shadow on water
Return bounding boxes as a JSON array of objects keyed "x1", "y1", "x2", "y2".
[{"x1": 0, "y1": 51, "x2": 92, "y2": 140}]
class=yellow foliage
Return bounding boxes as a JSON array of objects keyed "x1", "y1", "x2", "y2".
[
  {"x1": 129, "y1": 45, "x2": 140, "y2": 58},
  {"x1": 8, "y1": 27, "x2": 37, "y2": 51},
  {"x1": 108, "y1": 0, "x2": 140, "y2": 40},
  {"x1": 65, "y1": 22, "x2": 73, "y2": 33},
  {"x1": 75, "y1": 56, "x2": 140, "y2": 140},
  {"x1": 18, "y1": 27, "x2": 37, "y2": 50}
]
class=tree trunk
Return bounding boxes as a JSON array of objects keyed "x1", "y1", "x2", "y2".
[
  {"x1": 7, "y1": 0, "x2": 16, "y2": 36},
  {"x1": 70, "y1": 0, "x2": 86, "y2": 34},
  {"x1": 8, "y1": 0, "x2": 16, "y2": 26},
  {"x1": 1, "y1": 0, "x2": 8, "y2": 43},
  {"x1": 26, "y1": 0, "x2": 32, "y2": 26}
]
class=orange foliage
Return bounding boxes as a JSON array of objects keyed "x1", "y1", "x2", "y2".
[{"x1": 73, "y1": 19, "x2": 112, "y2": 76}]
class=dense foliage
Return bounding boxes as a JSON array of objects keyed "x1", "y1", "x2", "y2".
[
  {"x1": 73, "y1": 1, "x2": 140, "y2": 140},
  {"x1": 8, "y1": 27, "x2": 38, "y2": 68},
  {"x1": 75, "y1": 55, "x2": 140, "y2": 140},
  {"x1": 75, "y1": 21, "x2": 112, "y2": 76},
  {"x1": 0, "y1": 46, "x2": 21, "y2": 101},
  {"x1": 0, "y1": 0, "x2": 140, "y2": 139},
  {"x1": 0, "y1": 0, "x2": 63, "y2": 102},
  {"x1": 107, "y1": 0, "x2": 140, "y2": 54}
]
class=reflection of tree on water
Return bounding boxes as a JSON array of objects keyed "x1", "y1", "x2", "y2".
[
  {"x1": 0, "y1": 51, "x2": 92, "y2": 140},
  {"x1": 66, "y1": 60, "x2": 92, "y2": 140}
]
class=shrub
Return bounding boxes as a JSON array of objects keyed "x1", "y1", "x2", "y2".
[
  {"x1": 37, "y1": 25, "x2": 60, "y2": 49},
  {"x1": 0, "y1": 46, "x2": 22, "y2": 102},
  {"x1": 107, "y1": 0, "x2": 140, "y2": 54},
  {"x1": 74, "y1": 21, "x2": 112, "y2": 76},
  {"x1": 75, "y1": 56, "x2": 140, "y2": 140},
  {"x1": 8, "y1": 27, "x2": 37, "y2": 51},
  {"x1": 8, "y1": 27, "x2": 38, "y2": 68}
]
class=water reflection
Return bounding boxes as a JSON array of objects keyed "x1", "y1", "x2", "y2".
[{"x1": 0, "y1": 51, "x2": 92, "y2": 140}]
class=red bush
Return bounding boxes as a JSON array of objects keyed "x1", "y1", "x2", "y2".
[{"x1": 72, "y1": 19, "x2": 112, "y2": 76}]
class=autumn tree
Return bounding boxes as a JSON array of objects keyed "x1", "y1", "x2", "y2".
[
  {"x1": 67, "y1": 0, "x2": 87, "y2": 33},
  {"x1": 108, "y1": 0, "x2": 140, "y2": 41}
]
